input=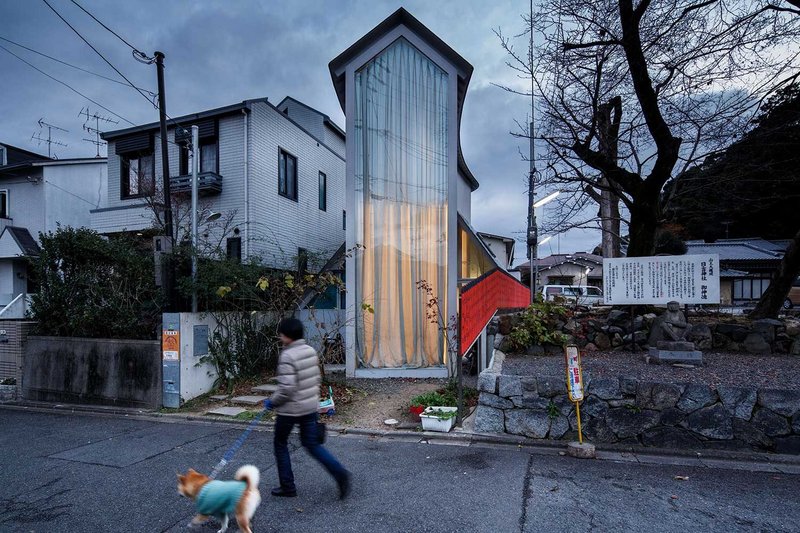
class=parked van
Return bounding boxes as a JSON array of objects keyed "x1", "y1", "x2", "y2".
[{"x1": 538, "y1": 285, "x2": 604, "y2": 306}]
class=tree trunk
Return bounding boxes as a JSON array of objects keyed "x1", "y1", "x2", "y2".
[
  {"x1": 750, "y1": 226, "x2": 800, "y2": 319},
  {"x1": 600, "y1": 179, "x2": 621, "y2": 258},
  {"x1": 626, "y1": 198, "x2": 659, "y2": 257},
  {"x1": 597, "y1": 97, "x2": 623, "y2": 259}
]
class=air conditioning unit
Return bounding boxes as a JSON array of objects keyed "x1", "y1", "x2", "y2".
[{"x1": 153, "y1": 235, "x2": 173, "y2": 287}]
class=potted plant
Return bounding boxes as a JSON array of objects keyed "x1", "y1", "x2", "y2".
[
  {"x1": 420, "y1": 406, "x2": 458, "y2": 432},
  {"x1": 409, "y1": 391, "x2": 446, "y2": 422}
]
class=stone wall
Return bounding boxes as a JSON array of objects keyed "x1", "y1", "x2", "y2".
[
  {"x1": 22, "y1": 336, "x2": 162, "y2": 409},
  {"x1": 474, "y1": 351, "x2": 800, "y2": 454},
  {"x1": 497, "y1": 308, "x2": 800, "y2": 355}
]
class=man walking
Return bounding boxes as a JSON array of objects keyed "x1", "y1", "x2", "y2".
[{"x1": 264, "y1": 317, "x2": 351, "y2": 499}]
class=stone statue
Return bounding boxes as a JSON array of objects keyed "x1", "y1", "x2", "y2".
[{"x1": 660, "y1": 301, "x2": 688, "y2": 341}]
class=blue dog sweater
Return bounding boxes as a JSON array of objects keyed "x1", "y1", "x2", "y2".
[{"x1": 196, "y1": 480, "x2": 247, "y2": 517}]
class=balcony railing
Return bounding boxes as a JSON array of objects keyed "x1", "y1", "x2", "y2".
[{"x1": 170, "y1": 171, "x2": 223, "y2": 196}]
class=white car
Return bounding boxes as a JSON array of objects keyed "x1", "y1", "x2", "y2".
[{"x1": 539, "y1": 285, "x2": 604, "y2": 306}]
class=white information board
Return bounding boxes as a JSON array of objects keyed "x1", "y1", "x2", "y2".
[{"x1": 603, "y1": 254, "x2": 720, "y2": 305}]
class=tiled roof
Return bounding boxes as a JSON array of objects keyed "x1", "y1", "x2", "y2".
[
  {"x1": 514, "y1": 252, "x2": 603, "y2": 273},
  {"x1": 685, "y1": 241, "x2": 782, "y2": 261}
]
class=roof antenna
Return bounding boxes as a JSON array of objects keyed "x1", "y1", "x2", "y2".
[
  {"x1": 31, "y1": 118, "x2": 68, "y2": 158},
  {"x1": 79, "y1": 106, "x2": 118, "y2": 157}
]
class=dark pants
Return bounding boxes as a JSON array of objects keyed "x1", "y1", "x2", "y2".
[{"x1": 274, "y1": 412, "x2": 347, "y2": 492}]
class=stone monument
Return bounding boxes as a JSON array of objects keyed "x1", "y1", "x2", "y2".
[{"x1": 646, "y1": 301, "x2": 703, "y2": 365}]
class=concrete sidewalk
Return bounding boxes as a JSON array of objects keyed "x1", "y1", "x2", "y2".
[{"x1": 2, "y1": 406, "x2": 800, "y2": 532}]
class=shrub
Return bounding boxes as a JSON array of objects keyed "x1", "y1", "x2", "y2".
[
  {"x1": 29, "y1": 227, "x2": 161, "y2": 339},
  {"x1": 506, "y1": 297, "x2": 570, "y2": 351}
]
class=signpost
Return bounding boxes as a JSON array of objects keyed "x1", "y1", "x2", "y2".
[
  {"x1": 564, "y1": 345, "x2": 585, "y2": 444},
  {"x1": 162, "y1": 313, "x2": 181, "y2": 408}
]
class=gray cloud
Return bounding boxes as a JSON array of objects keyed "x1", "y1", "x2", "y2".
[{"x1": 0, "y1": 0, "x2": 597, "y2": 259}]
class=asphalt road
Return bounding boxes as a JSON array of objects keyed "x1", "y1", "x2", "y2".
[{"x1": 1, "y1": 407, "x2": 799, "y2": 533}]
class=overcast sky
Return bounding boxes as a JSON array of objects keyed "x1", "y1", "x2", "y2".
[{"x1": 0, "y1": 0, "x2": 599, "y2": 261}]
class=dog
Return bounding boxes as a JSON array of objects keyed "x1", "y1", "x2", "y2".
[{"x1": 177, "y1": 464, "x2": 261, "y2": 533}]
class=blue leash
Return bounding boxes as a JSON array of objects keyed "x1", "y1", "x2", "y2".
[{"x1": 208, "y1": 408, "x2": 269, "y2": 480}]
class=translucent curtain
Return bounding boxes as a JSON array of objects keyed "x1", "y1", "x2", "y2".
[{"x1": 354, "y1": 38, "x2": 449, "y2": 368}]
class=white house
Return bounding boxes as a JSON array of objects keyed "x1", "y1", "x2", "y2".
[
  {"x1": 0, "y1": 150, "x2": 107, "y2": 317},
  {"x1": 92, "y1": 97, "x2": 346, "y2": 270}
]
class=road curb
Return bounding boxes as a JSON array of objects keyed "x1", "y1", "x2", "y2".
[{"x1": 4, "y1": 400, "x2": 800, "y2": 471}]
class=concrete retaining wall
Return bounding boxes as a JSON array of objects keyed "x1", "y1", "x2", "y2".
[
  {"x1": 23, "y1": 336, "x2": 161, "y2": 408},
  {"x1": 475, "y1": 351, "x2": 800, "y2": 454}
]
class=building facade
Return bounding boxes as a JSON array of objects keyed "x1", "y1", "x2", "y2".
[
  {"x1": 93, "y1": 97, "x2": 345, "y2": 270},
  {"x1": 0, "y1": 154, "x2": 107, "y2": 317},
  {"x1": 330, "y1": 8, "x2": 487, "y2": 377}
]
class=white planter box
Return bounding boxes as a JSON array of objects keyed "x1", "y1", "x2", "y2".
[{"x1": 420, "y1": 406, "x2": 457, "y2": 432}]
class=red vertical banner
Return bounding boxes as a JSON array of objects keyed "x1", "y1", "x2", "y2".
[{"x1": 460, "y1": 269, "x2": 530, "y2": 355}]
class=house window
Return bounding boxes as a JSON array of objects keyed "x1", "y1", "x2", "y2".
[
  {"x1": 298, "y1": 247, "x2": 308, "y2": 275},
  {"x1": 179, "y1": 140, "x2": 218, "y2": 175},
  {"x1": 0, "y1": 190, "x2": 8, "y2": 219},
  {"x1": 226, "y1": 237, "x2": 242, "y2": 262},
  {"x1": 278, "y1": 149, "x2": 297, "y2": 201},
  {"x1": 121, "y1": 152, "x2": 154, "y2": 198},
  {"x1": 343, "y1": 210, "x2": 346, "y2": 231},
  {"x1": 0, "y1": 146, "x2": 6, "y2": 166},
  {"x1": 319, "y1": 171, "x2": 327, "y2": 211}
]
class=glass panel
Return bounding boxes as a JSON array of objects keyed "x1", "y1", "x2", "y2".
[
  {"x1": 128, "y1": 158, "x2": 139, "y2": 195},
  {"x1": 319, "y1": 172, "x2": 327, "y2": 211},
  {"x1": 287, "y1": 154, "x2": 296, "y2": 199},
  {"x1": 354, "y1": 37, "x2": 449, "y2": 369},
  {"x1": 201, "y1": 143, "x2": 217, "y2": 173},
  {"x1": 459, "y1": 223, "x2": 494, "y2": 280},
  {"x1": 742, "y1": 280, "x2": 752, "y2": 299},
  {"x1": 0, "y1": 191, "x2": 7, "y2": 218},
  {"x1": 140, "y1": 154, "x2": 154, "y2": 194},
  {"x1": 279, "y1": 151, "x2": 286, "y2": 195}
]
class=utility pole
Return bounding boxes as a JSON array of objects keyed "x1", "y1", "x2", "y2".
[
  {"x1": 32, "y1": 119, "x2": 68, "y2": 158},
  {"x1": 191, "y1": 125, "x2": 199, "y2": 313},
  {"x1": 526, "y1": 0, "x2": 538, "y2": 304},
  {"x1": 154, "y1": 51, "x2": 175, "y2": 310}
]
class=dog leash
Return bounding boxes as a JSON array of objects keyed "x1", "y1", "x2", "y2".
[{"x1": 208, "y1": 408, "x2": 269, "y2": 480}]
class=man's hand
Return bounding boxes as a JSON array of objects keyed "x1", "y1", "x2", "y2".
[{"x1": 263, "y1": 399, "x2": 273, "y2": 411}]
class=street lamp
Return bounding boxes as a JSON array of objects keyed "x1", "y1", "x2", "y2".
[{"x1": 528, "y1": 190, "x2": 560, "y2": 303}]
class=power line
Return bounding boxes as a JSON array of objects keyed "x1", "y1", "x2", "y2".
[
  {"x1": 0, "y1": 35, "x2": 156, "y2": 96},
  {"x1": 69, "y1": 0, "x2": 153, "y2": 63},
  {"x1": 41, "y1": 0, "x2": 157, "y2": 109},
  {"x1": 0, "y1": 43, "x2": 135, "y2": 126}
]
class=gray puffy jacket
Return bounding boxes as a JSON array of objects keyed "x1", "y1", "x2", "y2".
[{"x1": 269, "y1": 339, "x2": 320, "y2": 416}]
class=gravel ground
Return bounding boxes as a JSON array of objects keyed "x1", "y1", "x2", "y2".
[{"x1": 503, "y1": 351, "x2": 800, "y2": 389}]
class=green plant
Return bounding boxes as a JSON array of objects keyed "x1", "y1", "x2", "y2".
[
  {"x1": 506, "y1": 297, "x2": 570, "y2": 352},
  {"x1": 29, "y1": 226, "x2": 162, "y2": 339},
  {"x1": 625, "y1": 404, "x2": 642, "y2": 414},
  {"x1": 423, "y1": 408, "x2": 458, "y2": 421},
  {"x1": 410, "y1": 391, "x2": 452, "y2": 408},
  {"x1": 547, "y1": 401, "x2": 559, "y2": 420}
]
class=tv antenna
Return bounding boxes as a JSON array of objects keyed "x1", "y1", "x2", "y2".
[
  {"x1": 79, "y1": 107, "x2": 118, "y2": 157},
  {"x1": 31, "y1": 118, "x2": 68, "y2": 158}
]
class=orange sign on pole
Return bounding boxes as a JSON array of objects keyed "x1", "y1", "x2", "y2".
[
  {"x1": 162, "y1": 330, "x2": 180, "y2": 361},
  {"x1": 565, "y1": 345, "x2": 585, "y2": 444}
]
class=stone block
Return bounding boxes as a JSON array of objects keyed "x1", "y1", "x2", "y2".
[
  {"x1": 549, "y1": 414, "x2": 570, "y2": 439},
  {"x1": 792, "y1": 412, "x2": 800, "y2": 434},
  {"x1": 637, "y1": 382, "x2": 684, "y2": 410},
  {"x1": 479, "y1": 392, "x2": 514, "y2": 410},
  {"x1": 505, "y1": 409, "x2": 551, "y2": 439},
  {"x1": 231, "y1": 395, "x2": 268, "y2": 405},
  {"x1": 582, "y1": 395, "x2": 609, "y2": 418},
  {"x1": 718, "y1": 386, "x2": 757, "y2": 420},
  {"x1": 647, "y1": 347, "x2": 703, "y2": 365},
  {"x1": 791, "y1": 339, "x2": 800, "y2": 356},
  {"x1": 588, "y1": 377, "x2": 621, "y2": 400},
  {"x1": 774, "y1": 436, "x2": 800, "y2": 454},
  {"x1": 682, "y1": 404, "x2": 733, "y2": 440},
  {"x1": 594, "y1": 333, "x2": 611, "y2": 350},
  {"x1": 660, "y1": 407, "x2": 686, "y2": 426},
  {"x1": 751, "y1": 408, "x2": 791, "y2": 437},
  {"x1": 608, "y1": 398, "x2": 636, "y2": 408},
  {"x1": 566, "y1": 442, "x2": 596, "y2": 458},
  {"x1": 743, "y1": 332, "x2": 771, "y2": 354},
  {"x1": 521, "y1": 377, "x2": 538, "y2": 393},
  {"x1": 553, "y1": 395, "x2": 575, "y2": 417},
  {"x1": 642, "y1": 427, "x2": 701, "y2": 449},
  {"x1": 619, "y1": 377, "x2": 638, "y2": 396},
  {"x1": 536, "y1": 376, "x2": 563, "y2": 398},
  {"x1": 716, "y1": 323, "x2": 749, "y2": 342},
  {"x1": 732, "y1": 418, "x2": 773, "y2": 449},
  {"x1": 473, "y1": 405, "x2": 505, "y2": 434},
  {"x1": 207, "y1": 407, "x2": 247, "y2": 417},
  {"x1": 498, "y1": 375, "x2": 522, "y2": 398},
  {"x1": 477, "y1": 372, "x2": 498, "y2": 394},
  {"x1": 611, "y1": 333, "x2": 624, "y2": 347},
  {"x1": 582, "y1": 417, "x2": 618, "y2": 443},
  {"x1": 758, "y1": 389, "x2": 800, "y2": 417},
  {"x1": 512, "y1": 394, "x2": 550, "y2": 410},
  {"x1": 656, "y1": 340, "x2": 697, "y2": 351},
  {"x1": 584, "y1": 343, "x2": 599, "y2": 352},
  {"x1": 686, "y1": 324, "x2": 713, "y2": 350},
  {"x1": 785, "y1": 320, "x2": 800, "y2": 337},
  {"x1": 606, "y1": 407, "x2": 660, "y2": 439},
  {"x1": 677, "y1": 384, "x2": 718, "y2": 413},
  {"x1": 608, "y1": 309, "x2": 629, "y2": 325}
]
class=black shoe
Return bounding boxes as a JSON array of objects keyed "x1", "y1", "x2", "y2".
[
  {"x1": 338, "y1": 471, "x2": 351, "y2": 500},
  {"x1": 271, "y1": 487, "x2": 297, "y2": 497}
]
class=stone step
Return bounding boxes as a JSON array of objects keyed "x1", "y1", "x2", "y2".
[
  {"x1": 231, "y1": 395, "x2": 268, "y2": 406},
  {"x1": 210, "y1": 395, "x2": 229, "y2": 401},
  {"x1": 251, "y1": 384, "x2": 279, "y2": 394},
  {"x1": 207, "y1": 406, "x2": 247, "y2": 417}
]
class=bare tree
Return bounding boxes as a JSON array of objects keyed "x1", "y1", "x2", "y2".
[{"x1": 496, "y1": 0, "x2": 800, "y2": 257}]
